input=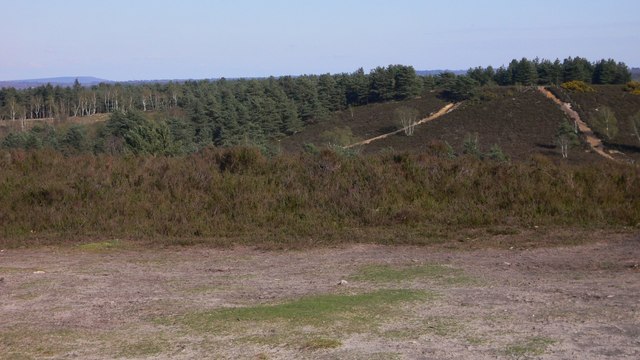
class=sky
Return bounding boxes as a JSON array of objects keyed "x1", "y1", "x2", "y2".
[{"x1": 1, "y1": 0, "x2": 638, "y2": 81}]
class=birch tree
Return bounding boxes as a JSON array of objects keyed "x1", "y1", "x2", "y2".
[{"x1": 395, "y1": 106, "x2": 419, "y2": 136}]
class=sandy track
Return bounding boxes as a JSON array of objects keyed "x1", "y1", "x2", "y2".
[
  {"x1": 345, "y1": 103, "x2": 459, "y2": 148},
  {"x1": 537, "y1": 87, "x2": 616, "y2": 161}
]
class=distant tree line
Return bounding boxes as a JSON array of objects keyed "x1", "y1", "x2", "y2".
[
  {"x1": 0, "y1": 57, "x2": 634, "y2": 155},
  {"x1": 0, "y1": 65, "x2": 422, "y2": 122},
  {"x1": 1, "y1": 65, "x2": 423, "y2": 153},
  {"x1": 466, "y1": 57, "x2": 631, "y2": 86}
]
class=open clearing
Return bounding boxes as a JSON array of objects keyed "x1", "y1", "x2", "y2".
[{"x1": 1, "y1": 231, "x2": 639, "y2": 359}]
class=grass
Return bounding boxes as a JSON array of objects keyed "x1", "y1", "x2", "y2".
[
  {"x1": 171, "y1": 289, "x2": 429, "y2": 333},
  {"x1": 505, "y1": 336, "x2": 556, "y2": 357},
  {"x1": 350, "y1": 263, "x2": 476, "y2": 285},
  {"x1": 161, "y1": 289, "x2": 433, "y2": 350}
]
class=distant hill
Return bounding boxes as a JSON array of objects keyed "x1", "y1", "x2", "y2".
[
  {"x1": 417, "y1": 69, "x2": 466, "y2": 76},
  {"x1": 0, "y1": 76, "x2": 112, "y2": 89}
]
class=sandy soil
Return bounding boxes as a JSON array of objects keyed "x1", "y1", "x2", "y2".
[{"x1": 1, "y1": 232, "x2": 639, "y2": 359}]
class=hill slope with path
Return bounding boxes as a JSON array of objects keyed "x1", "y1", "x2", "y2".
[
  {"x1": 548, "y1": 85, "x2": 640, "y2": 163},
  {"x1": 360, "y1": 88, "x2": 601, "y2": 162},
  {"x1": 538, "y1": 87, "x2": 615, "y2": 161}
]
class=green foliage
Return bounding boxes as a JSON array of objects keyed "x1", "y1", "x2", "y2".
[
  {"x1": 442, "y1": 76, "x2": 479, "y2": 101},
  {"x1": 467, "y1": 66, "x2": 495, "y2": 86},
  {"x1": 60, "y1": 125, "x2": 88, "y2": 154},
  {"x1": 369, "y1": 65, "x2": 422, "y2": 102},
  {"x1": 555, "y1": 120, "x2": 579, "y2": 158},
  {"x1": 1, "y1": 125, "x2": 60, "y2": 150},
  {"x1": 463, "y1": 132, "x2": 482, "y2": 157},
  {"x1": 320, "y1": 126, "x2": 358, "y2": 146},
  {"x1": 486, "y1": 144, "x2": 509, "y2": 162},
  {"x1": 592, "y1": 59, "x2": 631, "y2": 84},
  {"x1": 100, "y1": 111, "x2": 180, "y2": 155},
  {"x1": 590, "y1": 106, "x2": 618, "y2": 141},
  {"x1": 302, "y1": 142, "x2": 320, "y2": 155},
  {"x1": 563, "y1": 56, "x2": 594, "y2": 83},
  {"x1": 512, "y1": 58, "x2": 538, "y2": 85},
  {"x1": 560, "y1": 80, "x2": 595, "y2": 93}
]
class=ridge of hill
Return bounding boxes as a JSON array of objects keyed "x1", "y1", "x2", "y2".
[{"x1": 0, "y1": 76, "x2": 112, "y2": 89}]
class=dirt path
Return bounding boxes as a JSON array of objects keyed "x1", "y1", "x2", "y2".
[
  {"x1": 1, "y1": 232, "x2": 639, "y2": 359},
  {"x1": 345, "y1": 103, "x2": 460, "y2": 148},
  {"x1": 537, "y1": 87, "x2": 616, "y2": 161}
]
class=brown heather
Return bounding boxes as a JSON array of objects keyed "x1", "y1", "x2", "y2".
[{"x1": 0, "y1": 148, "x2": 639, "y2": 247}]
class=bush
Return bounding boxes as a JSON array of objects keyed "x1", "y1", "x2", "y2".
[
  {"x1": 560, "y1": 80, "x2": 595, "y2": 93},
  {"x1": 320, "y1": 126, "x2": 359, "y2": 147},
  {"x1": 1, "y1": 149, "x2": 639, "y2": 246},
  {"x1": 624, "y1": 81, "x2": 640, "y2": 95},
  {"x1": 590, "y1": 106, "x2": 618, "y2": 141},
  {"x1": 463, "y1": 133, "x2": 482, "y2": 158},
  {"x1": 486, "y1": 144, "x2": 509, "y2": 162}
]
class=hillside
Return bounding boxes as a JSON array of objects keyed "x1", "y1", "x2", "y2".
[
  {"x1": 281, "y1": 86, "x2": 640, "y2": 163},
  {"x1": 279, "y1": 94, "x2": 447, "y2": 152},
  {"x1": 549, "y1": 85, "x2": 640, "y2": 161}
]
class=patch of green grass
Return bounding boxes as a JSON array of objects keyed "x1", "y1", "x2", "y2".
[
  {"x1": 167, "y1": 289, "x2": 431, "y2": 334},
  {"x1": 350, "y1": 263, "x2": 476, "y2": 285},
  {"x1": 77, "y1": 240, "x2": 122, "y2": 251},
  {"x1": 505, "y1": 336, "x2": 556, "y2": 357},
  {"x1": 301, "y1": 337, "x2": 342, "y2": 350}
]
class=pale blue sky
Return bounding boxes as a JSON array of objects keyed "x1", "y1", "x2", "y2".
[{"x1": 1, "y1": 0, "x2": 638, "y2": 81}]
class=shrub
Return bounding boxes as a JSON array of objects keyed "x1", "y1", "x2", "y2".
[
  {"x1": 1, "y1": 149, "x2": 639, "y2": 246},
  {"x1": 463, "y1": 133, "x2": 482, "y2": 158},
  {"x1": 624, "y1": 81, "x2": 640, "y2": 95},
  {"x1": 320, "y1": 126, "x2": 359, "y2": 147},
  {"x1": 590, "y1": 106, "x2": 618, "y2": 141},
  {"x1": 555, "y1": 120, "x2": 578, "y2": 158},
  {"x1": 486, "y1": 144, "x2": 509, "y2": 162},
  {"x1": 560, "y1": 80, "x2": 595, "y2": 93}
]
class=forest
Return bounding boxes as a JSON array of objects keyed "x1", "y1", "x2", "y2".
[{"x1": 0, "y1": 57, "x2": 633, "y2": 155}]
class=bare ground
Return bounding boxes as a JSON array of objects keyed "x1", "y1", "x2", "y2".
[{"x1": 1, "y1": 231, "x2": 639, "y2": 359}]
